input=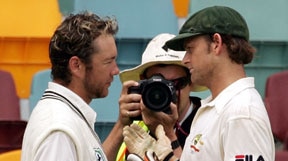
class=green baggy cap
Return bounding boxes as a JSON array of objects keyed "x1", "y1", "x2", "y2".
[{"x1": 165, "y1": 6, "x2": 249, "y2": 51}]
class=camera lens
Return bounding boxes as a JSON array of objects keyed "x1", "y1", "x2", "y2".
[{"x1": 142, "y1": 82, "x2": 172, "y2": 112}]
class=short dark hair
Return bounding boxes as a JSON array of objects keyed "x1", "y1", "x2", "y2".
[{"x1": 49, "y1": 11, "x2": 118, "y2": 84}]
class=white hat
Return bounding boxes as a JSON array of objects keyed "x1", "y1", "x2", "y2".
[{"x1": 119, "y1": 33, "x2": 207, "y2": 92}]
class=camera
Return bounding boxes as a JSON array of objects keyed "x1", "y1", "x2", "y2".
[{"x1": 128, "y1": 74, "x2": 177, "y2": 119}]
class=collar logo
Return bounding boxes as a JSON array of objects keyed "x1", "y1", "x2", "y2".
[
  {"x1": 235, "y1": 154, "x2": 264, "y2": 161},
  {"x1": 190, "y1": 134, "x2": 204, "y2": 152}
]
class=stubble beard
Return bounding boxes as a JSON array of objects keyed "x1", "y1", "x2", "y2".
[{"x1": 84, "y1": 70, "x2": 107, "y2": 99}]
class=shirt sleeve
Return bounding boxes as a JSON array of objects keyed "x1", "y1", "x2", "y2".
[{"x1": 33, "y1": 131, "x2": 78, "y2": 161}]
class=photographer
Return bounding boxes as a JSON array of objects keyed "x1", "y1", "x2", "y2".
[{"x1": 116, "y1": 33, "x2": 207, "y2": 160}]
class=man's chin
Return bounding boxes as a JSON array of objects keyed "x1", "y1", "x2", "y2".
[
  {"x1": 99, "y1": 89, "x2": 109, "y2": 98},
  {"x1": 92, "y1": 91, "x2": 108, "y2": 99}
]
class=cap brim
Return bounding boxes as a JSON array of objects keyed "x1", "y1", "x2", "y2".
[
  {"x1": 164, "y1": 33, "x2": 202, "y2": 51},
  {"x1": 119, "y1": 61, "x2": 208, "y2": 92}
]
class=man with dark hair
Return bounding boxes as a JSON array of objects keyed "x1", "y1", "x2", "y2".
[{"x1": 21, "y1": 12, "x2": 129, "y2": 161}]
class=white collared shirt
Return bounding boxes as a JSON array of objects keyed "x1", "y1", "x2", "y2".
[
  {"x1": 181, "y1": 77, "x2": 275, "y2": 161},
  {"x1": 21, "y1": 82, "x2": 106, "y2": 161}
]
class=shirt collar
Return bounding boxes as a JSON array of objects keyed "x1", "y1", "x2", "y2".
[
  {"x1": 200, "y1": 77, "x2": 255, "y2": 114},
  {"x1": 47, "y1": 82, "x2": 97, "y2": 129}
]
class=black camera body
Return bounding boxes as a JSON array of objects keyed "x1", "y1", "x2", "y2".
[{"x1": 128, "y1": 74, "x2": 177, "y2": 119}]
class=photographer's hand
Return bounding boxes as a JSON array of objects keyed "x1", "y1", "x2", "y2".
[
  {"x1": 118, "y1": 80, "x2": 142, "y2": 124},
  {"x1": 141, "y1": 101, "x2": 178, "y2": 140}
]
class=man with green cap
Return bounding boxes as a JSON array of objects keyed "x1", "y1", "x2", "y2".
[{"x1": 122, "y1": 6, "x2": 275, "y2": 161}]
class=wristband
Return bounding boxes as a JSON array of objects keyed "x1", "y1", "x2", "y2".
[
  {"x1": 163, "y1": 152, "x2": 174, "y2": 161},
  {"x1": 171, "y1": 140, "x2": 180, "y2": 150}
]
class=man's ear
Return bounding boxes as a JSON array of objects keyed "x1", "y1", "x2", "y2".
[
  {"x1": 69, "y1": 56, "x2": 83, "y2": 74},
  {"x1": 212, "y1": 33, "x2": 223, "y2": 55}
]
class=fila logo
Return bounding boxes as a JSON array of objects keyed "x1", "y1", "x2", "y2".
[{"x1": 235, "y1": 155, "x2": 264, "y2": 161}]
